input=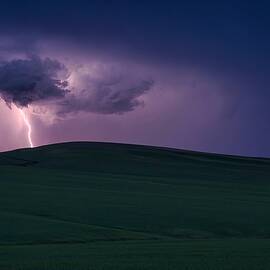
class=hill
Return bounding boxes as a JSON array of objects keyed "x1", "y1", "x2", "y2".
[{"x1": 1, "y1": 142, "x2": 270, "y2": 269}]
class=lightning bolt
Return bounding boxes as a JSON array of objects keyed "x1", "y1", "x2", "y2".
[{"x1": 19, "y1": 109, "x2": 34, "y2": 148}]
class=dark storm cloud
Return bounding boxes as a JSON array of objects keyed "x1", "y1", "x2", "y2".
[
  {"x1": 0, "y1": 55, "x2": 154, "y2": 115},
  {"x1": 57, "y1": 79, "x2": 154, "y2": 115},
  {"x1": 0, "y1": 56, "x2": 68, "y2": 107}
]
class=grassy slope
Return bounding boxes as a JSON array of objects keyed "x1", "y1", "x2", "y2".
[{"x1": 1, "y1": 142, "x2": 270, "y2": 269}]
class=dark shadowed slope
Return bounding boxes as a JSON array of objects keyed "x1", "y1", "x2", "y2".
[{"x1": 1, "y1": 142, "x2": 270, "y2": 270}]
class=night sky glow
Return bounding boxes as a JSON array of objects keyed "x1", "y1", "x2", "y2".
[{"x1": 0, "y1": 1, "x2": 270, "y2": 157}]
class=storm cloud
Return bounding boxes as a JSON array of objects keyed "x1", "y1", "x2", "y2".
[
  {"x1": 58, "y1": 75, "x2": 154, "y2": 115},
  {"x1": 0, "y1": 55, "x2": 154, "y2": 115},
  {"x1": 0, "y1": 56, "x2": 68, "y2": 107}
]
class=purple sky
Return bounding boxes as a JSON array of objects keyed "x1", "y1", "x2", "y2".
[{"x1": 1, "y1": 1, "x2": 270, "y2": 157}]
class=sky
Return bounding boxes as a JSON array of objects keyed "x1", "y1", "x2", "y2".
[{"x1": 0, "y1": 1, "x2": 270, "y2": 157}]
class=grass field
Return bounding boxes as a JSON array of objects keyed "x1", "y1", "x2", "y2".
[{"x1": 1, "y1": 142, "x2": 270, "y2": 269}]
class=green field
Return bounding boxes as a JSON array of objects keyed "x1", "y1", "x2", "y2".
[{"x1": 1, "y1": 142, "x2": 270, "y2": 269}]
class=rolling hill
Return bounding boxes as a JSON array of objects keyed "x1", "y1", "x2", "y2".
[{"x1": 1, "y1": 142, "x2": 270, "y2": 269}]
